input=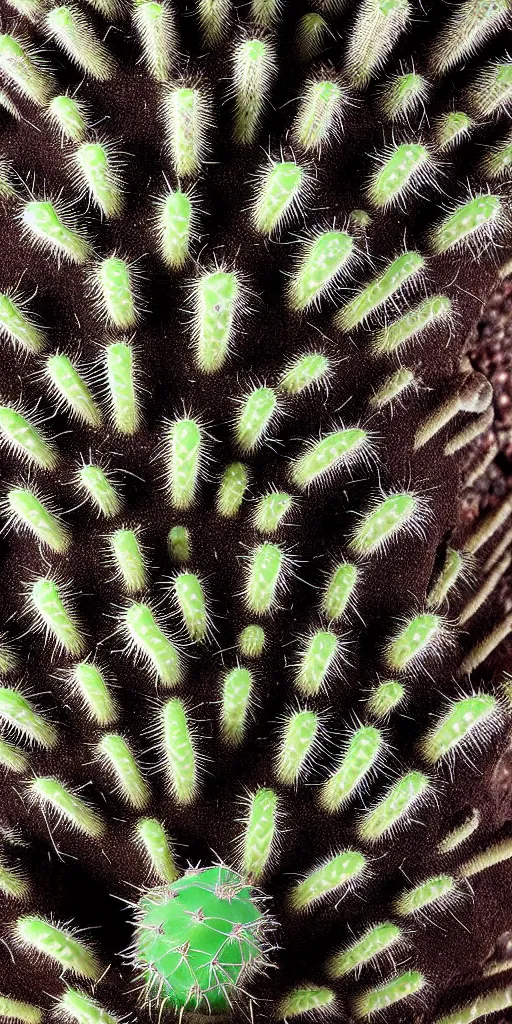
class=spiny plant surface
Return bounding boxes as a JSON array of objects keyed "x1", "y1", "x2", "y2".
[{"x1": 0, "y1": 2, "x2": 512, "y2": 1024}]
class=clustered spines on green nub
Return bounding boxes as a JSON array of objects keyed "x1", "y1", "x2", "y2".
[
  {"x1": 163, "y1": 84, "x2": 210, "y2": 178},
  {"x1": 275, "y1": 707, "x2": 319, "y2": 785},
  {"x1": 290, "y1": 849, "x2": 367, "y2": 911},
  {"x1": 45, "y1": 5, "x2": 115, "y2": 81},
  {"x1": 232, "y1": 34, "x2": 276, "y2": 146},
  {"x1": 161, "y1": 697, "x2": 197, "y2": 804},
  {"x1": 73, "y1": 141, "x2": 124, "y2": 219},
  {"x1": 191, "y1": 268, "x2": 240, "y2": 373},
  {"x1": 319, "y1": 725, "x2": 383, "y2": 811},
  {"x1": 5, "y1": 485, "x2": 70, "y2": 553},
  {"x1": 0, "y1": 291, "x2": 45, "y2": 354},
  {"x1": 28, "y1": 777, "x2": 105, "y2": 838},
  {"x1": 47, "y1": 93, "x2": 88, "y2": 143},
  {"x1": 221, "y1": 665, "x2": 253, "y2": 745},
  {"x1": 21, "y1": 199, "x2": 91, "y2": 264},
  {"x1": 93, "y1": 258, "x2": 138, "y2": 330},
  {"x1": 44, "y1": 354, "x2": 102, "y2": 429},
  {"x1": 123, "y1": 602, "x2": 181, "y2": 686},
  {"x1": 28, "y1": 577, "x2": 85, "y2": 656},
  {"x1": 56, "y1": 988, "x2": 119, "y2": 1024},
  {"x1": 14, "y1": 916, "x2": 100, "y2": 978},
  {"x1": 241, "y1": 787, "x2": 278, "y2": 881},
  {"x1": 133, "y1": 0, "x2": 177, "y2": 83},
  {"x1": 0, "y1": 33, "x2": 55, "y2": 105},
  {"x1": 77, "y1": 462, "x2": 122, "y2": 518},
  {"x1": 327, "y1": 921, "x2": 402, "y2": 979}
]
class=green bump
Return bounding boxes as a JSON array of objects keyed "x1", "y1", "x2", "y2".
[
  {"x1": 0, "y1": 406, "x2": 56, "y2": 469},
  {"x1": 15, "y1": 916, "x2": 99, "y2": 978},
  {"x1": 328, "y1": 922, "x2": 401, "y2": 978},
  {"x1": 0, "y1": 641, "x2": 17, "y2": 675},
  {"x1": 367, "y1": 680, "x2": 405, "y2": 720},
  {"x1": 168, "y1": 524, "x2": 189, "y2": 563},
  {"x1": 30, "y1": 777, "x2": 104, "y2": 838},
  {"x1": 420, "y1": 694, "x2": 497, "y2": 765},
  {"x1": 72, "y1": 663, "x2": 117, "y2": 726},
  {"x1": 0, "y1": 738, "x2": 28, "y2": 773},
  {"x1": 386, "y1": 613, "x2": 441, "y2": 672},
  {"x1": 164, "y1": 86, "x2": 208, "y2": 177},
  {"x1": 320, "y1": 726, "x2": 382, "y2": 811},
  {"x1": 157, "y1": 189, "x2": 193, "y2": 268},
  {"x1": 75, "y1": 143, "x2": 123, "y2": 218},
  {"x1": 355, "y1": 970, "x2": 424, "y2": 1018},
  {"x1": 56, "y1": 989, "x2": 117, "y2": 1024},
  {"x1": 173, "y1": 572, "x2": 207, "y2": 640},
  {"x1": 291, "y1": 850, "x2": 366, "y2": 911},
  {"x1": 251, "y1": 0, "x2": 280, "y2": 26},
  {"x1": 1, "y1": 861, "x2": 30, "y2": 900},
  {"x1": 382, "y1": 71, "x2": 427, "y2": 120},
  {"x1": 123, "y1": 602, "x2": 181, "y2": 686},
  {"x1": 161, "y1": 698, "x2": 197, "y2": 804},
  {"x1": 7, "y1": 487, "x2": 70, "y2": 553},
  {"x1": 395, "y1": 874, "x2": 455, "y2": 916},
  {"x1": 288, "y1": 230, "x2": 354, "y2": 310},
  {"x1": 245, "y1": 542, "x2": 285, "y2": 615},
  {"x1": 370, "y1": 367, "x2": 414, "y2": 408},
  {"x1": 296, "y1": 630, "x2": 339, "y2": 695},
  {"x1": 369, "y1": 143, "x2": 429, "y2": 209},
  {"x1": 21, "y1": 200, "x2": 91, "y2": 264},
  {"x1": 238, "y1": 624, "x2": 265, "y2": 657},
  {"x1": 221, "y1": 666, "x2": 253, "y2": 745},
  {"x1": 482, "y1": 130, "x2": 512, "y2": 179},
  {"x1": 0, "y1": 997, "x2": 41, "y2": 1024},
  {"x1": 216, "y1": 462, "x2": 248, "y2": 517},
  {"x1": 78, "y1": 463, "x2": 121, "y2": 518},
  {"x1": 432, "y1": 0, "x2": 509, "y2": 77},
  {"x1": 241, "y1": 787, "x2": 277, "y2": 880},
  {"x1": 430, "y1": 194, "x2": 502, "y2": 254},
  {"x1": 0, "y1": 687, "x2": 56, "y2": 747},
  {"x1": 98, "y1": 733, "x2": 149, "y2": 810},
  {"x1": 345, "y1": 0, "x2": 411, "y2": 89},
  {"x1": 295, "y1": 13, "x2": 330, "y2": 61},
  {"x1": 235, "y1": 386, "x2": 277, "y2": 452},
  {"x1": 30, "y1": 578, "x2": 84, "y2": 655},
  {"x1": 110, "y1": 529, "x2": 147, "y2": 593},
  {"x1": 96, "y1": 259, "x2": 136, "y2": 329},
  {"x1": 45, "y1": 5, "x2": 114, "y2": 79},
  {"x1": 276, "y1": 709, "x2": 318, "y2": 785},
  {"x1": 133, "y1": 0, "x2": 176, "y2": 82},
  {"x1": 192, "y1": 270, "x2": 239, "y2": 372},
  {"x1": 437, "y1": 808, "x2": 480, "y2": 855},
  {"x1": 435, "y1": 111, "x2": 472, "y2": 151},
  {"x1": 372, "y1": 294, "x2": 451, "y2": 354},
  {"x1": 336, "y1": 251, "x2": 424, "y2": 332},
  {"x1": 106, "y1": 342, "x2": 140, "y2": 435},
  {"x1": 0, "y1": 33, "x2": 54, "y2": 105},
  {"x1": 232, "y1": 37, "x2": 275, "y2": 145},
  {"x1": 135, "y1": 818, "x2": 178, "y2": 882},
  {"x1": 0, "y1": 292, "x2": 45, "y2": 353},
  {"x1": 197, "y1": 0, "x2": 230, "y2": 45},
  {"x1": 48, "y1": 94, "x2": 87, "y2": 142},
  {"x1": 290, "y1": 428, "x2": 368, "y2": 489},
  {"x1": 350, "y1": 492, "x2": 418, "y2": 555},
  {"x1": 279, "y1": 352, "x2": 329, "y2": 395},
  {"x1": 253, "y1": 160, "x2": 304, "y2": 234},
  {"x1": 359, "y1": 770, "x2": 429, "y2": 842},
  {"x1": 254, "y1": 491, "x2": 292, "y2": 533},
  {"x1": 434, "y1": 987, "x2": 512, "y2": 1024},
  {"x1": 45, "y1": 354, "x2": 101, "y2": 428},
  {"x1": 321, "y1": 562, "x2": 357, "y2": 621},
  {"x1": 278, "y1": 988, "x2": 334, "y2": 1020},
  {"x1": 166, "y1": 417, "x2": 202, "y2": 508},
  {"x1": 293, "y1": 77, "x2": 344, "y2": 151}
]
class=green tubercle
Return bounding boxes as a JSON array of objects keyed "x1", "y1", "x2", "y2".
[
  {"x1": 321, "y1": 562, "x2": 358, "y2": 621},
  {"x1": 21, "y1": 200, "x2": 91, "y2": 264},
  {"x1": 253, "y1": 160, "x2": 304, "y2": 234},
  {"x1": 29, "y1": 777, "x2": 104, "y2": 838},
  {"x1": 105, "y1": 342, "x2": 140, "y2": 435},
  {"x1": 0, "y1": 738, "x2": 28, "y2": 773},
  {"x1": 251, "y1": 0, "x2": 280, "y2": 26},
  {"x1": 164, "y1": 86, "x2": 209, "y2": 177},
  {"x1": 77, "y1": 463, "x2": 121, "y2": 518},
  {"x1": 133, "y1": 1, "x2": 176, "y2": 83},
  {"x1": 135, "y1": 818, "x2": 178, "y2": 882},
  {"x1": 336, "y1": 251, "x2": 424, "y2": 332},
  {"x1": 0, "y1": 997, "x2": 41, "y2": 1024},
  {"x1": 437, "y1": 808, "x2": 480, "y2": 855},
  {"x1": 279, "y1": 352, "x2": 330, "y2": 395},
  {"x1": 7, "y1": 487, "x2": 70, "y2": 553},
  {"x1": 319, "y1": 725, "x2": 382, "y2": 811},
  {"x1": 72, "y1": 662, "x2": 117, "y2": 726},
  {"x1": 56, "y1": 989, "x2": 118, "y2": 1024},
  {"x1": 0, "y1": 406, "x2": 56, "y2": 469},
  {"x1": 168, "y1": 525, "x2": 190, "y2": 563},
  {"x1": 197, "y1": 0, "x2": 230, "y2": 46},
  {"x1": 110, "y1": 529, "x2": 147, "y2": 593},
  {"x1": 277, "y1": 988, "x2": 335, "y2": 1020},
  {"x1": 345, "y1": 0, "x2": 411, "y2": 89},
  {"x1": 291, "y1": 850, "x2": 366, "y2": 911},
  {"x1": 385, "y1": 613, "x2": 441, "y2": 672},
  {"x1": 192, "y1": 270, "x2": 239, "y2": 372},
  {"x1": 0, "y1": 292, "x2": 45, "y2": 353},
  {"x1": 216, "y1": 462, "x2": 248, "y2": 517},
  {"x1": 355, "y1": 970, "x2": 425, "y2": 1018},
  {"x1": 295, "y1": 630, "x2": 339, "y2": 695},
  {"x1": 0, "y1": 686, "x2": 57, "y2": 748},
  {"x1": 381, "y1": 71, "x2": 427, "y2": 120},
  {"x1": 367, "y1": 680, "x2": 405, "y2": 720},
  {"x1": 430, "y1": 194, "x2": 502, "y2": 254},
  {"x1": 370, "y1": 367, "x2": 414, "y2": 408},
  {"x1": 368, "y1": 143, "x2": 429, "y2": 209},
  {"x1": 254, "y1": 491, "x2": 292, "y2": 533},
  {"x1": 74, "y1": 143, "x2": 123, "y2": 219},
  {"x1": 98, "y1": 733, "x2": 149, "y2": 810},
  {"x1": 232, "y1": 36, "x2": 275, "y2": 145},
  {"x1": 292, "y1": 77, "x2": 344, "y2": 151},
  {"x1": 295, "y1": 13, "x2": 330, "y2": 61},
  {"x1": 395, "y1": 874, "x2": 455, "y2": 916},
  {"x1": 435, "y1": 111, "x2": 472, "y2": 151},
  {"x1": 123, "y1": 602, "x2": 181, "y2": 686},
  {"x1": 372, "y1": 294, "x2": 451, "y2": 355},
  {"x1": 328, "y1": 921, "x2": 402, "y2": 978},
  {"x1": 157, "y1": 189, "x2": 193, "y2": 268},
  {"x1": 358, "y1": 770, "x2": 429, "y2": 842},
  {"x1": 161, "y1": 698, "x2": 197, "y2": 804},
  {"x1": 95, "y1": 258, "x2": 137, "y2": 329},
  {"x1": 45, "y1": 6, "x2": 114, "y2": 80},
  {"x1": 29, "y1": 578, "x2": 84, "y2": 655},
  {"x1": 241, "y1": 787, "x2": 277, "y2": 880},
  {"x1": 275, "y1": 709, "x2": 319, "y2": 785},
  {"x1": 290, "y1": 428, "x2": 368, "y2": 489},
  {"x1": 45, "y1": 354, "x2": 101, "y2": 428},
  {"x1": 350, "y1": 492, "x2": 418, "y2": 556},
  {"x1": 420, "y1": 694, "x2": 498, "y2": 765},
  {"x1": 0, "y1": 34, "x2": 54, "y2": 105},
  {"x1": 482, "y1": 131, "x2": 512, "y2": 179},
  {"x1": 235, "y1": 387, "x2": 277, "y2": 452},
  {"x1": 166, "y1": 417, "x2": 203, "y2": 508},
  {"x1": 48, "y1": 94, "x2": 87, "y2": 142},
  {"x1": 15, "y1": 916, "x2": 100, "y2": 978},
  {"x1": 431, "y1": 0, "x2": 509, "y2": 77},
  {"x1": 288, "y1": 230, "x2": 354, "y2": 311},
  {"x1": 238, "y1": 624, "x2": 265, "y2": 657},
  {"x1": 173, "y1": 572, "x2": 207, "y2": 641},
  {"x1": 221, "y1": 666, "x2": 253, "y2": 745}
]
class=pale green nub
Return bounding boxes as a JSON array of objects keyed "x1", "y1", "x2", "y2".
[
  {"x1": 197, "y1": 0, "x2": 230, "y2": 45},
  {"x1": 72, "y1": 663, "x2": 117, "y2": 726},
  {"x1": 30, "y1": 578, "x2": 84, "y2": 655},
  {"x1": 288, "y1": 230, "x2": 354, "y2": 311},
  {"x1": 7, "y1": 487, "x2": 70, "y2": 553},
  {"x1": 166, "y1": 417, "x2": 202, "y2": 508},
  {"x1": 157, "y1": 190, "x2": 192, "y2": 268},
  {"x1": 320, "y1": 726, "x2": 382, "y2": 811},
  {"x1": 290, "y1": 428, "x2": 368, "y2": 489},
  {"x1": 0, "y1": 293, "x2": 44, "y2": 353},
  {"x1": 216, "y1": 462, "x2": 248, "y2": 517},
  {"x1": 78, "y1": 464, "x2": 121, "y2": 518},
  {"x1": 221, "y1": 666, "x2": 252, "y2": 745},
  {"x1": 106, "y1": 342, "x2": 139, "y2": 435},
  {"x1": 295, "y1": 630, "x2": 339, "y2": 695},
  {"x1": 253, "y1": 160, "x2": 304, "y2": 234},
  {"x1": 291, "y1": 850, "x2": 366, "y2": 911},
  {"x1": 251, "y1": 0, "x2": 280, "y2": 26},
  {"x1": 372, "y1": 294, "x2": 451, "y2": 354},
  {"x1": 370, "y1": 367, "x2": 414, "y2": 408},
  {"x1": 345, "y1": 0, "x2": 411, "y2": 89},
  {"x1": 279, "y1": 352, "x2": 329, "y2": 395},
  {"x1": 0, "y1": 34, "x2": 54, "y2": 105},
  {"x1": 420, "y1": 693, "x2": 497, "y2": 765},
  {"x1": 336, "y1": 251, "x2": 424, "y2": 331},
  {"x1": 245, "y1": 542, "x2": 285, "y2": 614},
  {"x1": 45, "y1": 6, "x2": 114, "y2": 80},
  {"x1": 21, "y1": 201, "x2": 91, "y2": 264},
  {"x1": 239, "y1": 625, "x2": 265, "y2": 657},
  {"x1": 173, "y1": 572, "x2": 207, "y2": 640},
  {"x1": 48, "y1": 94, "x2": 87, "y2": 142},
  {"x1": 235, "y1": 387, "x2": 277, "y2": 452},
  {"x1": 431, "y1": 0, "x2": 509, "y2": 77},
  {"x1": 359, "y1": 770, "x2": 429, "y2": 842},
  {"x1": 0, "y1": 407, "x2": 56, "y2": 469},
  {"x1": 135, "y1": 817, "x2": 178, "y2": 882},
  {"x1": 277, "y1": 988, "x2": 334, "y2": 1020},
  {"x1": 350, "y1": 492, "x2": 417, "y2": 556},
  {"x1": 30, "y1": 777, "x2": 104, "y2": 838},
  {"x1": 98, "y1": 733, "x2": 149, "y2": 810},
  {"x1": 162, "y1": 698, "x2": 197, "y2": 804},
  {"x1": 321, "y1": 562, "x2": 357, "y2": 620},
  {"x1": 232, "y1": 37, "x2": 275, "y2": 145},
  {"x1": 430, "y1": 194, "x2": 502, "y2": 254},
  {"x1": 437, "y1": 808, "x2": 480, "y2": 855},
  {"x1": 0, "y1": 738, "x2": 28, "y2": 773},
  {"x1": 241, "y1": 787, "x2": 277, "y2": 880},
  {"x1": 395, "y1": 874, "x2": 455, "y2": 916},
  {"x1": 435, "y1": 111, "x2": 472, "y2": 151},
  {"x1": 0, "y1": 641, "x2": 17, "y2": 675},
  {"x1": 15, "y1": 916, "x2": 99, "y2": 978},
  {"x1": 435, "y1": 987, "x2": 512, "y2": 1024},
  {"x1": 193, "y1": 270, "x2": 239, "y2": 372},
  {"x1": 295, "y1": 13, "x2": 330, "y2": 61},
  {"x1": 57, "y1": 989, "x2": 118, "y2": 1024},
  {"x1": 293, "y1": 78, "x2": 344, "y2": 151},
  {"x1": 75, "y1": 143, "x2": 123, "y2": 218},
  {"x1": 369, "y1": 143, "x2": 428, "y2": 209},
  {"x1": 382, "y1": 71, "x2": 427, "y2": 120},
  {"x1": 328, "y1": 922, "x2": 401, "y2": 978},
  {"x1": 0, "y1": 860, "x2": 26, "y2": 900},
  {"x1": 0, "y1": 997, "x2": 41, "y2": 1024},
  {"x1": 0, "y1": 686, "x2": 57, "y2": 748},
  {"x1": 96, "y1": 258, "x2": 136, "y2": 329},
  {"x1": 45, "y1": 354, "x2": 101, "y2": 428},
  {"x1": 385, "y1": 613, "x2": 441, "y2": 672},
  {"x1": 168, "y1": 524, "x2": 189, "y2": 563},
  {"x1": 110, "y1": 529, "x2": 147, "y2": 593},
  {"x1": 367, "y1": 680, "x2": 405, "y2": 719},
  {"x1": 355, "y1": 970, "x2": 425, "y2": 1018},
  {"x1": 133, "y1": 1, "x2": 176, "y2": 82},
  {"x1": 124, "y1": 602, "x2": 181, "y2": 686},
  {"x1": 254, "y1": 491, "x2": 292, "y2": 533},
  {"x1": 276, "y1": 709, "x2": 318, "y2": 785},
  {"x1": 164, "y1": 86, "x2": 208, "y2": 177},
  {"x1": 482, "y1": 131, "x2": 512, "y2": 179}
]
